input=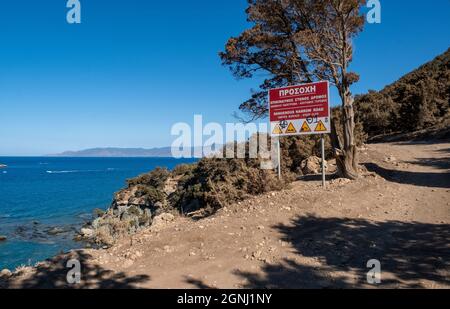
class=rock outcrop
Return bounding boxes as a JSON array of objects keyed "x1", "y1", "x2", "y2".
[
  {"x1": 78, "y1": 174, "x2": 177, "y2": 246},
  {"x1": 0, "y1": 269, "x2": 12, "y2": 279},
  {"x1": 300, "y1": 156, "x2": 327, "y2": 175}
]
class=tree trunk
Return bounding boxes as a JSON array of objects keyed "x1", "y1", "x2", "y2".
[{"x1": 331, "y1": 86, "x2": 360, "y2": 180}]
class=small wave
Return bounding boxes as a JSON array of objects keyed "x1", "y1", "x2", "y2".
[
  {"x1": 46, "y1": 170, "x2": 102, "y2": 174},
  {"x1": 0, "y1": 214, "x2": 11, "y2": 218},
  {"x1": 46, "y1": 170, "x2": 78, "y2": 174},
  {"x1": 2, "y1": 171, "x2": 7, "y2": 174}
]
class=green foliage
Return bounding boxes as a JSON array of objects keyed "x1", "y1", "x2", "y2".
[
  {"x1": 127, "y1": 167, "x2": 170, "y2": 188},
  {"x1": 332, "y1": 107, "x2": 368, "y2": 146},
  {"x1": 173, "y1": 157, "x2": 285, "y2": 214},
  {"x1": 127, "y1": 205, "x2": 141, "y2": 217},
  {"x1": 172, "y1": 163, "x2": 196, "y2": 176},
  {"x1": 122, "y1": 137, "x2": 289, "y2": 215},
  {"x1": 355, "y1": 49, "x2": 450, "y2": 138},
  {"x1": 134, "y1": 185, "x2": 166, "y2": 205},
  {"x1": 279, "y1": 135, "x2": 322, "y2": 175}
]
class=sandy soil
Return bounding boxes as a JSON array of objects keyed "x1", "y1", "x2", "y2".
[{"x1": 1, "y1": 141, "x2": 449, "y2": 289}]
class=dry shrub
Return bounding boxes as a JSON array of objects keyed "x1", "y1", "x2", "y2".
[
  {"x1": 127, "y1": 167, "x2": 170, "y2": 188},
  {"x1": 173, "y1": 157, "x2": 285, "y2": 214},
  {"x1": 94, "y1": 216, "x2": 132, "y2": 246}
]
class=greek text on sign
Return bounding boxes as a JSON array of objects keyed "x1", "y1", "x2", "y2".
[{"x1": 269, "y1": 81, "x2": 331, "y2": 136}]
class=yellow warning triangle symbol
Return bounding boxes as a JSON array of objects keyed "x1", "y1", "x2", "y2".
[
  {"x1": 315, "y1": 120, "x2": 328, "y2": 132},
  {"x1": 272, "y1": 124, "x2": 283, "y2": 135},
  {"x1": 286, "y1": 123, "x2": 297, "y2": 134},
  {"x1": 301, "y1": 121, "x2": 312, "y2": 133}
]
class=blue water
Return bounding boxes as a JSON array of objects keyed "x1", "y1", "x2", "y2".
[{"x1": 0, "y1": 157, "x2": 196, "y2": 270}]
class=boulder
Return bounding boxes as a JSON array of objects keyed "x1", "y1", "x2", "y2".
[
  {"x1": 91, "y1": 217, "x2": 102, "y2": 229},
  {"x1": 0, "y1": 164, "x2": 7, "y2": 169},
  {"x1": 0, "y1": 269, "x2": 12, "y2": 278},
  {"x1": 80, "y1": 228, "x2": 95, "y2": 238},
  {"x1": 301, "y1": 156, "x2": 327, "y2": 175},
  {"x1": 95, "y1": 225, "x2": 115, "y2": 246},
  {"x1": 79, "y1": 175, "x2": 179, "y2": 245},
  {"x1": 0, "y1": 235, "x2": 7, "y2": 242},
  {"x1": 81, "y1": 203, "x2": 153, "y2": 245}
]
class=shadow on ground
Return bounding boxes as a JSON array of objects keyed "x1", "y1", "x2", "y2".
[
  {"x1": 236, "y1": 216, "x2": 450, "y2": 288},
  {"x1": 298, "y1": 173, "x2": 339, "y2": 182},
  {"x1": 364, "y1": 163, "x2": 450, "y2": 188},
  {"x1": 0, "y1": 251, "x2": 150, "y2": 289},
  {"x1": 404, "y1": 146, "x2": 450, "y2": 170},
  {"x1": 405, "y1": 157, "x2": 450, "y2": 170},
  {"x1": 184, "y1": 276, "x2": 217, "y2": 289}
]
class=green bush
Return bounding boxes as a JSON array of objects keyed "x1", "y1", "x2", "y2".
[
  {"x1": 127, "y1": 167, "x2": 170, "y2": 188},
  {"x1": 134, "y1": 184, "x2": 166, "y2": 205},
  {"x1": 172, "y1": 163, "x2": 196, "y2": 176},
  {"x1": 355, "y1": 49, "x2": 449, "y2": 138},
  {"x1": 172, "y1": 157, "x2": 285, "y2": 214}
]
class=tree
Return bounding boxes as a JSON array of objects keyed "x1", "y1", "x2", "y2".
[{"x1": 220, "y1": 0, "x2": 366, "y2": 179}]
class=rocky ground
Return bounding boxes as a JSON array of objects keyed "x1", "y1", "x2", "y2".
[{"x1": 1, "y1": 141, "x2": 449, "y2": 289}]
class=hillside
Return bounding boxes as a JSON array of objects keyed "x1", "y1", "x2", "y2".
[{"x1": 355, "y1": 48, "x2": 450, "y2": 139}]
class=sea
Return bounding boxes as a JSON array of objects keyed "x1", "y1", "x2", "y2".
[{"x1": 0, "y1": 157, "x2": 196, "y2": 270}]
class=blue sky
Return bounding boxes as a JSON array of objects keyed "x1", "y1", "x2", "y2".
[{"x1": 0, "y1": 1, "x2": 449, "y2": 156}]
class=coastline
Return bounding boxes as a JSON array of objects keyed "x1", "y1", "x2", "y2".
[
  {"x1": 1, "y1": 140, "x2": 449, "y2": 288},
  {"x1": 1, "y1": 141, "x2": 450, "y2": 288},
  {"x1": 0, "y1": 157, "x2": 197, "y2": 271}
]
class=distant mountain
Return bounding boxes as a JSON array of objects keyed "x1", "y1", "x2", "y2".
[
  {"x1": 49, "y1": 146, "x2": 220, "y2": 158},
  {"x1": 50, "y1": 147, "x2": 176, "y2": 158}
]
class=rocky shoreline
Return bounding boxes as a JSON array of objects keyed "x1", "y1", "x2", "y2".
[
  {"x1": 76, "y1": 172, "x2": 180, "y2": 246},
  {"x1": 0, "y1": 154, "x2": 331, "y2": 280},
  {"x1": 0, "y1": 167, "x2": 182, "y2": 277}
]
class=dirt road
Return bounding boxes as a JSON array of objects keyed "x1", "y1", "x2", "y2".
[{"x1": 2, "y1": 141, "x2": 449, "y2": 289}]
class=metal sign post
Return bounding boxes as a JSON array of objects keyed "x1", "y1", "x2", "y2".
[
  {"x1": 321, "y1": 134, "x2": 326, "y2": 188},
  {"x1": 277, "y1": 138, "x2": 282, "y2": 180}
]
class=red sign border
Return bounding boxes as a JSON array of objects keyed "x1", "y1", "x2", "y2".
[{"x1": 268, "y1": 81, "x2": 331, "y2": 137}]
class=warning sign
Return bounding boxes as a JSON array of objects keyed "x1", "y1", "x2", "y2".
[
  {"x1": 272, "y1": 124, "x2": 283, "y2": 135},
  {"x1": 315, "y1": 120, "x2": 328, "y2": 132},
  {"x1": 286, "y1": 123, "x2": 297, "y2": 134},
  {"x1": 301, "y1": 121, "x2": 312, "y2": 133},
  {"x1": 269, "y1": 81, "x2": 331, "y2": 136}
]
